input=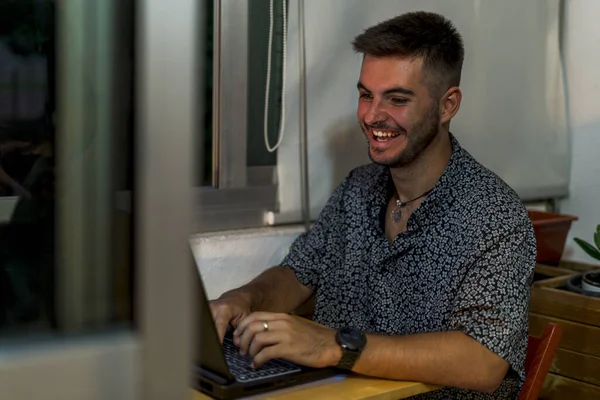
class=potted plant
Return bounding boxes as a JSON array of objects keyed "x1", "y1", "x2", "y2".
[{"x1": 573, "y1": 226, "x2": 600, "y2": 294}]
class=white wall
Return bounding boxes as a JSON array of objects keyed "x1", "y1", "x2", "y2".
[
  {"x1": 560, "y1": 0, "x2": 600, "y2": 263},
  {"x1": 190, "y1": 227, "x2": 303, "y2": 298},
  {"x1": 194, "y1": 0, "x2": 600, "y2": 289},
  {"x1": 274, "y1": 0, "x2": 568, "y2": 225}
]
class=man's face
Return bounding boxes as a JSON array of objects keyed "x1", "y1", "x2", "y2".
[{"x1": 357, "y1": 55, "x2": 440, "y2": 168}]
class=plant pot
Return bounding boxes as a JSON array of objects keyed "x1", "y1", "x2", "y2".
[
  {"x1": 566, "y1": 273, "x2": 600, "y2": 298},
  {"x1": 582, "y1": 271, "x2": 600, "y2": 294},
  {"x1": 528, "y1": 210, "x2": 578, "y2": 265}
]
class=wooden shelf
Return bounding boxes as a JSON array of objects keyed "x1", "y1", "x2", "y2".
[{"x1": 531, "y1": 261, "x2": 600, "y2": 399}]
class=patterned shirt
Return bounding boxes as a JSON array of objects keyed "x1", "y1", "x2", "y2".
[{"x1": 282, "y1": 134, "x2": 536, "y2": 399}]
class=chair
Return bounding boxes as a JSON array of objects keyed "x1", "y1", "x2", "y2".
[{"x1": 518, "y1": 323, "x2": 563, "y2": 400}]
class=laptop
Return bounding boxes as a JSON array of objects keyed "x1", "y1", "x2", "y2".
[{"x1": 193, "y1": 270, "x2": 341, "y2": 399}]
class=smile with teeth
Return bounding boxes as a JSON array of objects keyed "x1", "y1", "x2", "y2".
[{"x1": 372, "y1": 130, "x2": 401, "y2": 142}]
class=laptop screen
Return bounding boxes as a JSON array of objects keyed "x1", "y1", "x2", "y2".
[{"x1": 194, "y1": 267, "x2": 236, "y2": 382}]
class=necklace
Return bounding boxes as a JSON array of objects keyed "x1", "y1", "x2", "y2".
[{"x1": 391, "y1": 188, "x2": 433, "y2": 223}]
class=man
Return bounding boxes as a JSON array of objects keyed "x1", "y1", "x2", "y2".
[{"x1": 210, "y1": 11, "x2": 536, "y2": 399}]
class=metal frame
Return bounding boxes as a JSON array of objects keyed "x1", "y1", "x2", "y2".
[
  {"x1": 297, "y1": 0, "x2": 311, "y2": 230},
  {"x1": 135, "y1": 0, "x2": 199, "y2": 399},
  {"x1": 212, "y1": 0, "x2": 249, "y2": 188},
  {"x1": 56, "y1": 0, "x2": 115, "y2": 332}
]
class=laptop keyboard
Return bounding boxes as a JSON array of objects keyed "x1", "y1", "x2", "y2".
[{"x1": 223, "y1": 336, "x2": 301, "y2": 383}]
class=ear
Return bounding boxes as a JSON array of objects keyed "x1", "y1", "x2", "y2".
[{"x1": 439, "y1": 87, "x2": 462, "y2": 125}]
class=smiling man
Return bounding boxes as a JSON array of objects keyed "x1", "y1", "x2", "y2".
[{"x1": 210, "y1": 11, "x2": 536, "y2": 399}]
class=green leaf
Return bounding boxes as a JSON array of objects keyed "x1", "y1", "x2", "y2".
[
  {"x1": 574, "y1": 237, "x2": 600, "y2": 262},
  {"x1": 595, "y1": 232, "x2": 600, "y2": 252},
  {"x1": 597, "y1": 224, "x2": 600, "y2": 235}
]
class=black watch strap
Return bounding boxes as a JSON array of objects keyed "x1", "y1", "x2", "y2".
[
  {"x1": 336, "y1": 350, "x2": 360, "y2": 370},
  {"x1": 335, "y1": 327, "x2": 366, "y2": 371}
]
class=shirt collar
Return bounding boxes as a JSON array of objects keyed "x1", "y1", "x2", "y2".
[{"x1": 364, "y1": 133, "x2": 466, "y2": 233}]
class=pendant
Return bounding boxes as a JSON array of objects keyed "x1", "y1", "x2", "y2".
[{"x1": 391, "y1": 202, "x2": 403, "y2": 223}]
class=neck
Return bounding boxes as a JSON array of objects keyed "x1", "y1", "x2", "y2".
[{"x1": 389, "y1": 131, "x2": 453, "y2": 201}]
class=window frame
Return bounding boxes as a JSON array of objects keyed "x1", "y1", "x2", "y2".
[
  {"x1": 0, "y1": 1, "x2": 198, "y2": 400},
  {"x1": 211, "y1": 0, "x2": 248, "y2": 189},
  {"x1": 198, "y1": 0, "x2": 284, "y2": 233},
  {"x1": 114, "y1": 0, "x2": 287, "y2": 233}
]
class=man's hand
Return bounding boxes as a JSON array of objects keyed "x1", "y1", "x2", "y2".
[
  {"x1": 208, "y1": 267, "x2": 314, "y2": 343},
  {"x1": 209, "y1": 292, "x2": 252, "y2": 343},
  {"x1": 233, "y1": 312, "x2": 342, "y2": 369}
]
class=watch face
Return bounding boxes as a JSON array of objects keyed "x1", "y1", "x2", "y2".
[{"x1": 339, "y1": 327, "x2": 366, "y2": 351}]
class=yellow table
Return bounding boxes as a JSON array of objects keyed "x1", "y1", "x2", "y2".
[
  {"x1": 195, "y1": 317, "x2": 439, "y2": 399},
  {"x1": 194, "y1": 374, "x2": 439, "y2": 399}
]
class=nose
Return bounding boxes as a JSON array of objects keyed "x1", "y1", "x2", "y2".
[{"x1": 363, "y1": 102, "x2": 387, "y2": 126}]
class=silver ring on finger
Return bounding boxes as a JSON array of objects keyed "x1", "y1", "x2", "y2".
[{"x1": 262, "y1": 321, "x2": 269, "y2": 332}]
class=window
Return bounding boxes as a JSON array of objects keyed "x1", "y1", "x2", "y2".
[
  {"x1": 198, "y1": 0, "x2": 290, "y2": 232},
  {"x1": 1, "y1": 0, "x2": 198, "y2": 398},
  {"x1": 0, "y1": 0, "x2": 135, "y2": 334},
  {"x1": 0, "y1": 0, "x2": 58, "y2": 333},
  {"x1": 0, "y1": 0, "x2": 53, "y2": 226}
]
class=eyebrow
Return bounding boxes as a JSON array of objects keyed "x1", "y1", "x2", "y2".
[{"x1": 357, "y1": 82, "x2": 416, "y2": 97}]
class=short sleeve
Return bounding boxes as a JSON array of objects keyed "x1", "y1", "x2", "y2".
[
  {"x1": 447, "y1": 221, "x2": 536, "y2": 380},
  {"x1": 281, "y1": 175, "x2": 350, "y2": 290}
]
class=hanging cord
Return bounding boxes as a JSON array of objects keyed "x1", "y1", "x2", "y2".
[{"x1": 264, "y1": 0, "x2": 287, "y2": 152}]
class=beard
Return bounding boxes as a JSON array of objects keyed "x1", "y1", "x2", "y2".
[{"x1": 363, "y1": 104, "x2": 440, "y2": 168}]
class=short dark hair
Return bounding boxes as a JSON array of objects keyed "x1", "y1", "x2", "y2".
[{"x1": 352, "y1": 11, "x2": 464, "y2": 98}]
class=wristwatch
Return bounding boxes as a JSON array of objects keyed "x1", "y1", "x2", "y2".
[{"x1": 335, "y1": 327, "x2": 367, "y2": 370}]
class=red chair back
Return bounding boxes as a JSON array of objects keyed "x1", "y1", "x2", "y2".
[{"x1": 518, "y1": 322, "x2": 563, "y2": 400}]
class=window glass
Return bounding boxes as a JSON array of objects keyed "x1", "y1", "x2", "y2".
[
  {"x1": 0, "y1": 0, "x2": 134, "y2": 337},
  {"x1": 201, "y1": 0, "x2": 213, "y2": 186},
  {"x1": 246, "y1": 0, "x2": 287, "y2": 167},
  {"x1": 202, "y1": 0, "x2": 287, "y2": 187}
]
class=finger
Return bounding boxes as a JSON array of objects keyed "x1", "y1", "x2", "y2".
[
  {"x1": 238, "y1": 320, "x2": 270, "y2": 356},
  {"x1": 252, "y1": 345, "x2": 285, "y2": 369},
  {"x1": 248, "y1": 331, "x2": 284, "y2": 358},
  {"x1": 214, "y1": 313, "x2": 230, "y2": 343},
  {"x1": 217, "y1": 318, "x2": 229, "y2": 343},
  {"x1": 235, "y1": 316, "x2": 294, "y2": 347},
  {"x1": 239, "y1": 319, "x2": 294, "y2": 355},
  {"x1": 210, "y1": 305, "x2": 232, "y2": 343},
  {"x1": 234, "y1": 312, "x2": 288, "y2": 337},
  {"x1": 230, "y1": 312, "x2": 247, "y2": 330}
]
